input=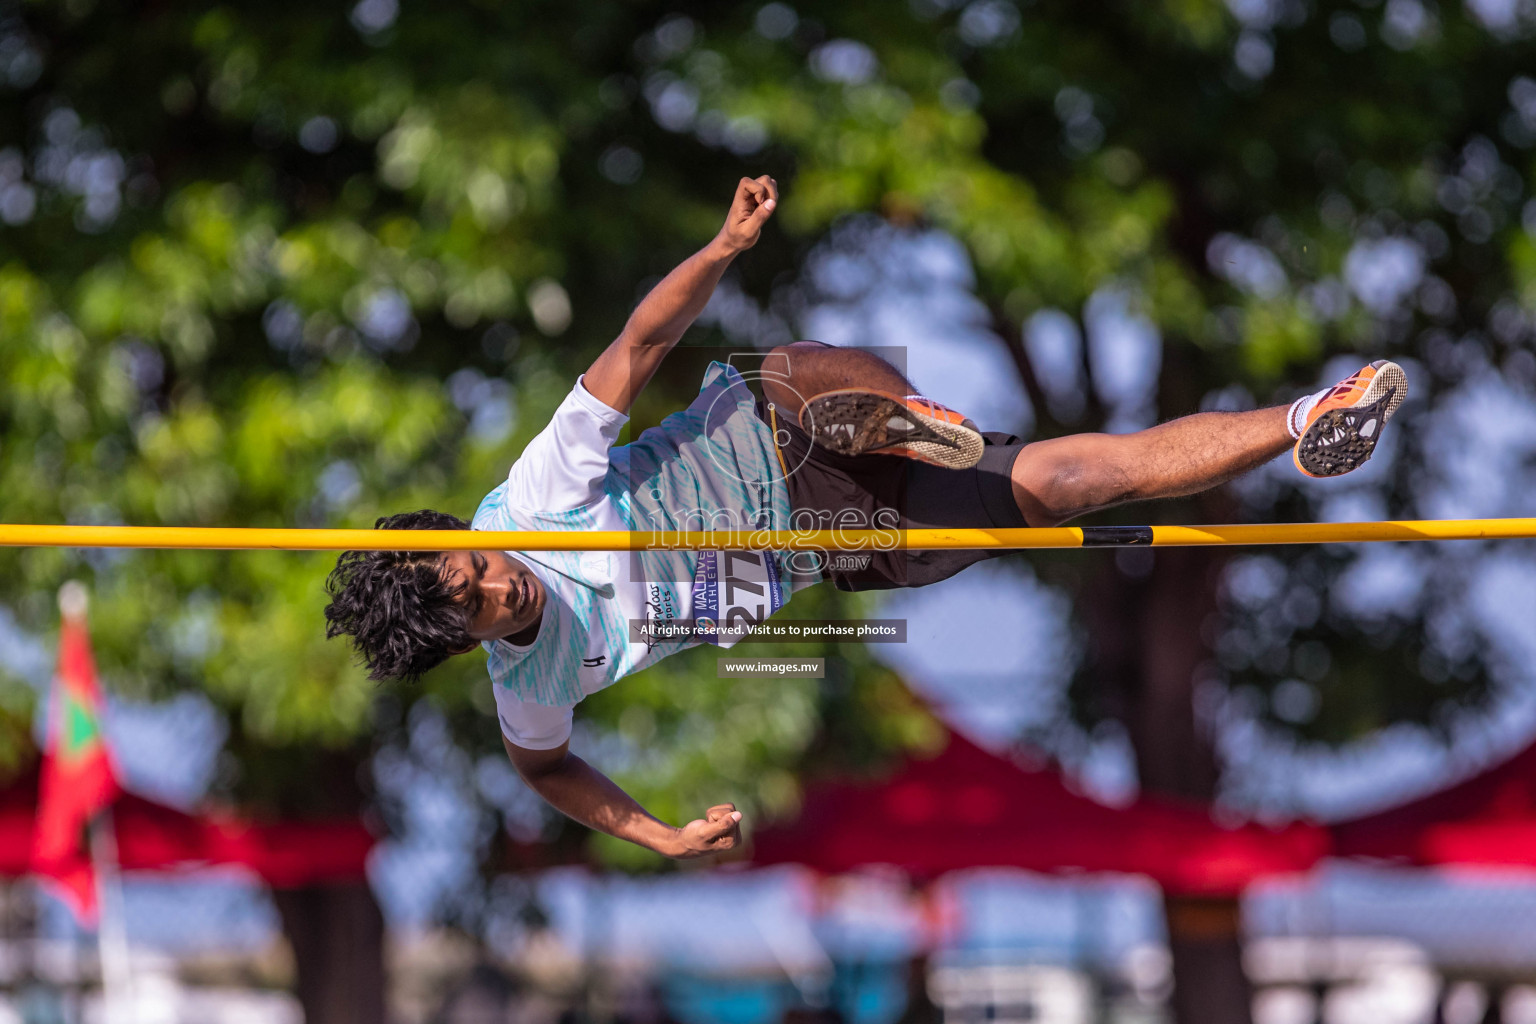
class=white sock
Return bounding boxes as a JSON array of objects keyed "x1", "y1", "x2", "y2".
[{"x1": 1287, "y1": 392, "x2": 1322, "y2": 439}]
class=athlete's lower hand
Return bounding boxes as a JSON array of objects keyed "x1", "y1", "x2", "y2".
[
  {"x1": 671, "y1": 803, "x2": 743, "y2": 858},
  {"x1": 717, "y1": 176, "x2": 777, "y2": 254}
]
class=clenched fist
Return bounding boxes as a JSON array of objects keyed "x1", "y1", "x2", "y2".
[
  {"x1": 670, "y1": 803, "x2": 743, "y2": 858},
  {"x1": 716, "y1": 176, "x2": 778, "y2": 254}
]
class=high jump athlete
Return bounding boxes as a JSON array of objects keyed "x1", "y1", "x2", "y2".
[{"x1": 324, "y1": 176, "x2": 1407, "y2": 858}]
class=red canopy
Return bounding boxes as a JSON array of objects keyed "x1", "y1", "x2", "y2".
[
  {"x1": 0, "y1": 770, "x2": 375, "y2": 887},
  {"x1": 1333, "y1": 740, "x2": 1536, "y2": 868},
  {"x1": 752, "y1": 730, "x2": 1328, "y2": 895}
]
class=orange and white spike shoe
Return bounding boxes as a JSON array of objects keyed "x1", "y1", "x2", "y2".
[
  {"x1": 799, "y1": 388, "x2": 985, "y2": 469},
  {"x1": 1290, "y1": 360, "x2": 1408, "y2": 478}
]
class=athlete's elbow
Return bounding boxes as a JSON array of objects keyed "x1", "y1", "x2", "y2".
[{"x1": 617, "y1": 327, "x2": 670, "y2": 351}]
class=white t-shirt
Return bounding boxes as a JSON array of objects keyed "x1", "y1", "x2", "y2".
[{"x1": 474, "y1": 362, "x2": 812, "y2": 750}]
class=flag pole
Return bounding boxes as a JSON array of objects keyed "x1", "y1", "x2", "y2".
[
  {"x1": 89, "y1": 809, "x2": 133, "y2": 1024},
  {"x1": 58, "y1": 582, "x2": 133, "y2": 1024}
]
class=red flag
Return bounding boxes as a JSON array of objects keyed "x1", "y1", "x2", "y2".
[{"x1": 31, "y1": 587, "x2": 121, "y2": 924}]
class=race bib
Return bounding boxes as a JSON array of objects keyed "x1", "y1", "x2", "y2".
[{"x1": 691, "y1": 550, "x2": 783, "y2": 649}]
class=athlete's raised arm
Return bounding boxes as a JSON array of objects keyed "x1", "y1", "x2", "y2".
[
  {"x1": 581, "y1": 175, "x2": 777, "y2": 415},
  {"x1": 502, "y1": 735, "x2": 742, "y2": 858}
]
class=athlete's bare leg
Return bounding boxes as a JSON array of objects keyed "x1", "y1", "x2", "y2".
[
  {"x1": 1008, "y1": 410, "x2": 1292, "y2": 527},
  {"x1": 761, "y1": 342, "x2": 1400, "y2": 528},
  {"x1": 763, "y1": 340, "x2": 1294, "y2": 528}
]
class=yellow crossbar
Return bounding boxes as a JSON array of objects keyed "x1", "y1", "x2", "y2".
[{"x1": 0, "y1": 520, "x2": 1530, "y2": 551}]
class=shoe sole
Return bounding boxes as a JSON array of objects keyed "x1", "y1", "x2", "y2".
[
  {"x1": 801, "y1": 391, "x2": 985, "y2": 470},
  {"x1": 1294, "y1": 361, "x2": 1408, "y2": 478}
]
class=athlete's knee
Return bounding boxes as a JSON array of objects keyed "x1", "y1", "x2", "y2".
[
  {"x1": 765, "y1": 340, "x2": 830, "y2": 368},
  {"x1": 1032, "y1": 460, "x2": 1095, "y2": 525},
  {"x1": 763, "y1": 342, "x2": 830, "y2": 410},
  {"x1": 1012, "y1": 444, "x2": 1133, "y2": 526},
  {"x1": 764, "y1": 342, "x2": 812, "y2": 378}
]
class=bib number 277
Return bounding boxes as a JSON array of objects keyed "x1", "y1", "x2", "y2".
[{"x1": 691, "y1": 549, "x2": 784, "y2": 648}]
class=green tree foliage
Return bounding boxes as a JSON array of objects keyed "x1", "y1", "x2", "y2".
[{"x1": 0, "y1": 0, "x2": 944, "y2": 850}]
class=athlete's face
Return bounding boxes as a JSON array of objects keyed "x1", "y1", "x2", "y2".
[{"x1": 438, "y1": 550, "x2": 546, "y2": 645}]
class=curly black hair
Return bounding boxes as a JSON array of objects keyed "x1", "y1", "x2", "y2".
[{"x1": 324, "y1": 509, "x2": 475, "y2": 682}]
